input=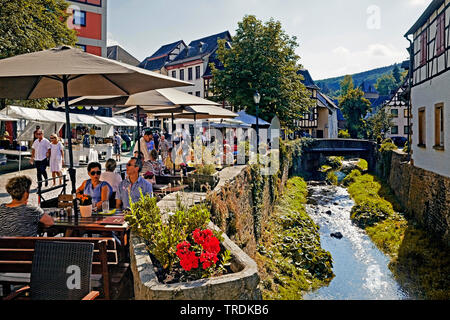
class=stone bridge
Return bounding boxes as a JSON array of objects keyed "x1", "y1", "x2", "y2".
[{"x1": 301, "y1": 139, "x2": 377, "y2": 172}]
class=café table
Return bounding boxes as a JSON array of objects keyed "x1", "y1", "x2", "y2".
[{"x1": 40, "y1": 208, "x2": 130, "y2": 247}]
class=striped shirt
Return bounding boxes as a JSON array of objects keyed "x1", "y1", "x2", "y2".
[{"x1": 0, "y1": 204, "x2": 44, "y2": 237}]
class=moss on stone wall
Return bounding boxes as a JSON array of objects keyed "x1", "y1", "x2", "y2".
[{"x1": 255, "y1": 177, "x2": 334, "y2": 300}]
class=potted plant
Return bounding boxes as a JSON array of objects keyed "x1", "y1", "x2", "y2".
[
  {"x1": 126, "y1": 192, "x2": 261, "y2": 300},
  {"x1": 77, "y1": 194, "x2": 92, "y2": 217},
  {"x1": 125, "y1": 193, "x2": 232, "y2": 282},
  {"x1": 185, "y1": 164, "x2": 219, "y2": 192}
]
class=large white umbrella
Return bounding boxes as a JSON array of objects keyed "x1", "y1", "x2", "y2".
[{"x1": 0, "y1": 46, "x2": 192, "y2": 218}]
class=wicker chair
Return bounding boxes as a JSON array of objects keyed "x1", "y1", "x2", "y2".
[{"x1": 4, "y1": 241, "x2": 99, "y2": 300}]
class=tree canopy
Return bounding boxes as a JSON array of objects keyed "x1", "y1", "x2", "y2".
[
  {"x1": 338, "y1": 88, "x2": 372, "y2": 139},
  {"x1": 339, "y1": 75, "x2": 354, "y2": 96},
  {"x1": 366, "y1": 107, "x2": 394, "y2": 140},
  {"x1": 375, "y1": 74, "x2": 398, "y2": 96},
  {"x1": 0, "y1": 0, "x2": 77, "y2": 109},
  {"x1": 212, "y1": 15, "x2": 313, "y2": 128}
]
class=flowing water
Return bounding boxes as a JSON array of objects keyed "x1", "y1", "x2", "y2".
[{"x1": 303, "y1": 183, "x2": 411, "y2": 300}]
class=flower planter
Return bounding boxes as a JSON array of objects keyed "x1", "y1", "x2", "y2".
[{"x1": 130, "y1": 222, "x2": 261, "y2": 300}]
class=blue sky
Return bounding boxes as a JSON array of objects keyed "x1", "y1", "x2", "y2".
[{"x1": 107, "y1": 0, "x2": 431, "y2": 80}]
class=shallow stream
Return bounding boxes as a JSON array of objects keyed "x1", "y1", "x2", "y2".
[{"x1": 303, "y1": 183, "x2": 411, "y2": 300}]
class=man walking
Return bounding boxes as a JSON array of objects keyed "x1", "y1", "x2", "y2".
[
  {"x1": 30, "y1": 129, "x2": 51, "y2": 187},
  {"x1": 113, "y1": 131, "x2": 122, "y2": 162}
]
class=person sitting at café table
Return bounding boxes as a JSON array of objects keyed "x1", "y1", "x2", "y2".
[
  {"x1": 0, "y1": 176, "x2": 54, "y2": 237},
  {"x1": 116, "y1": 157, "x2": 153, "y2": 210},
  {"x1": 76, "y1": 162, "x2": 112, "y2": 211}
]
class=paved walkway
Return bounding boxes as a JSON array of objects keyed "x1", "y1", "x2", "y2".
[
  {"x1": 0, "y1": 160, "x2": 246, "y2": 210},
  {"x1": 156, "y1": 165, "x2": 246, "y2": 213}
]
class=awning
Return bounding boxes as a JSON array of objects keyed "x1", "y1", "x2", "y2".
[
  {"x1": 1, "y1": 105, "x2": 67, "y2": 123},
  {"x1": 0, "y1": 114, "x2": 19, "y2": 122},
  {"x1": 95, "y1": 115, "x2": 138, "y2": 127},
  {"x1": 115, "y1": 116, "x2": 138, "y2": 127},
  {"x1": 234, "y1": 111, "x2": 270, "y2": 126},
  {"x1": 1, "y1": 105, "x2": 108, "y2": 126}
]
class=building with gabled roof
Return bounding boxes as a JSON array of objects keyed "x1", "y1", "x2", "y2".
[
  {"x1": 380, "y1": 80, "x2": 410, "y2": 139},
  {"x1": 138, "y1": 40, "x2": 186, "y2": 74},
  {"x1": 295, "y1": 69, "x2": 339, "y2": 139},
  {"x1": 165, "y1": 31, "x2": 232, "y2": 98},
  {"x1": 107, "y1": 45, "x2": 140, "y2": 66},
  {"x1": 405, "y1": 0, "x2": 449, "y2": 177}
]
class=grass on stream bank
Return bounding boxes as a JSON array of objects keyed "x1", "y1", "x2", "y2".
[
  {"x1": 346, "y1": 171, "x2": 450, "y2": 300},
  {"x1": 255, "y1": 177, "x2": 334, "y2": 300}
]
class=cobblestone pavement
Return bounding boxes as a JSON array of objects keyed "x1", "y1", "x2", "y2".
[{"x1": 0, "y1": 156, "x2": 132, "y2": 207}]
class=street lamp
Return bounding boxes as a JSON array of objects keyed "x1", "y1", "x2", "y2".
[{"x1": 253, "y1": 91, "x2": 261, "y2": 154}]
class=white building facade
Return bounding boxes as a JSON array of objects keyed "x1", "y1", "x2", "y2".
[{"x1": 406, "y1": 0, "x2": 450, "y2": 177}]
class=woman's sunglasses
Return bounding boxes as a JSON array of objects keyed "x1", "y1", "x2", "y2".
[{"x1": 90, "y1": 171, "x2": 101, "y2": 176}]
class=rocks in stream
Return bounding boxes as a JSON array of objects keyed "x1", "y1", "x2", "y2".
[
  {"x1": 330, "y1": 232, "x2": 344, "y2": 239},
  {"x1": 325, "y1": 210, "x2": 333, "y2": 215}
]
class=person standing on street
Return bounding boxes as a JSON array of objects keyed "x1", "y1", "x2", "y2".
[
  {"x1": 113, "y1": 131, "x2": 122, "y2": 162},
  {"x1": 30, "y1": 129, "x2": 51, "y2": 188},
  {"x1": 49, "y1": 134, "x2": 64, "y2": 186}
]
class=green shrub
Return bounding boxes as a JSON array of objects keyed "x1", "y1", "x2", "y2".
[
  {"x1": 125, "y1": 191, "x2": 211, "y2": 271},
  {"x1": 347, "y1": 174, "x2": 394, "y2": 228},
  {"x1": 257, "y1": 176, "x2": 334, "y2": 300},
  {"x1": 350, "y1": 199, "x2": 393, "y2": 228},
  {"x1": 341, "y1": 169, "x2": 361, "y2": 186},
  {"x1": 326, "y1": 171, "x2": 338, "y2": 185},
  {"x1": 327, "y1": 156, "x2": 344, "y2": 170},
  {"x1": 356, "y1": 159, "x2": 368, "y2": 172},
  {"x1": 195, "y1": 164, "x2": 217, "y2": 175}
]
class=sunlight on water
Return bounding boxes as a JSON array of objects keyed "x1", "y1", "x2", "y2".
[{"x1": 303, "y1": 184, "x2": 410, "y2": 300}]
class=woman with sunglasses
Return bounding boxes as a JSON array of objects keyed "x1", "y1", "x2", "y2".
[{"x1": 76, "y1": 162, "x2": 112, "y2": 211}]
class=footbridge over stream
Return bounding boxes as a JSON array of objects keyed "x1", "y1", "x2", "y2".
[{"x1": 301, "y1": 139, "x2": 377, "y2": 172}]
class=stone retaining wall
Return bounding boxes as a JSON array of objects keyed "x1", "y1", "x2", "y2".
[{"x1": 380, "y1": 150, "x2": 450, "y2": 246}]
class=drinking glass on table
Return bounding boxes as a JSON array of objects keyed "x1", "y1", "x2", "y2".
[{"x1": 102, "y1": 200, "x2": 109, "y2": 213}]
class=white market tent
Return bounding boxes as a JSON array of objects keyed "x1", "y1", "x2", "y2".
[{"x1": 1, "y1": 105, "x2": 137, "y2": 141}]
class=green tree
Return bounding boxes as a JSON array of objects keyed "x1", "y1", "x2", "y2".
[
  {"x1": 339, "y1": 88, "x2": 372, "y2": 139},
  {"x1": 392, "y1": 65, "x2": 402, "y2": 85},
  {"x1": 375, "y1": 74, "x2": 397, "y2": 96},
  {"x1": 0, "y1": 0, "x2": 78, "y2": 110},
  {"x1": 339, "y1": 75, "x2": 354, "y2": 96},
  {"x1": 366, "y1": 107, "x2": 394, "y2": 140},
  {"x1": 212, "y1": 15, "x2": 314, "y2": 128}
]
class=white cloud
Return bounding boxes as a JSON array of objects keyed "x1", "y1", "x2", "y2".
[
  {"x1": 314, "y1": 43, "x2": 408, "y2": 79},
  {"x1": 407, "y1": 0, "x2": 431, "y2": 7},
  {"x1": 107, "y1": 32, "x2": 121, "y2": 47}
]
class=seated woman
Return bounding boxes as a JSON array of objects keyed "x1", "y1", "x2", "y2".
[
  {"x1": 100, "y1": 159, "x2": 122, "y2": 193},
  {"x1": 0, "y1": 176, "x2": 54, "y2": 237},
  {"x1": 100, "y1": 159, "x2": 122, "y2": 207},
  {"x1": 77, "y1": 162, "x2": 112, "y2": 211}
]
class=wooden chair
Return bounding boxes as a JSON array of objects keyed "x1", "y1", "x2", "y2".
[
  {"x1": 3, "y1": 241, "x2": 99, "y2": 300},
  {"x1": 58, "y1": 194, "x2": 74, "y2": 209},
  {"x1": 0, "y1": 237, "x2": 127, "y2": 300}
]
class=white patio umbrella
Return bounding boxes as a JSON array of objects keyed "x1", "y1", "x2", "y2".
[
  {"x1": 0, "y1": 46, "x2": 192, "y2": 218},
  {"x1": 57, "y1": 88, "x2": 222, "y2": 156}
]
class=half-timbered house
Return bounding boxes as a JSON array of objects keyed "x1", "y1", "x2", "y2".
[
  {"x1": 296, "y1": 69, "x2": 339, "y2": 139},
  {"x1": 405, "y1": 0, "x2": 450, "y2": 177}
]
